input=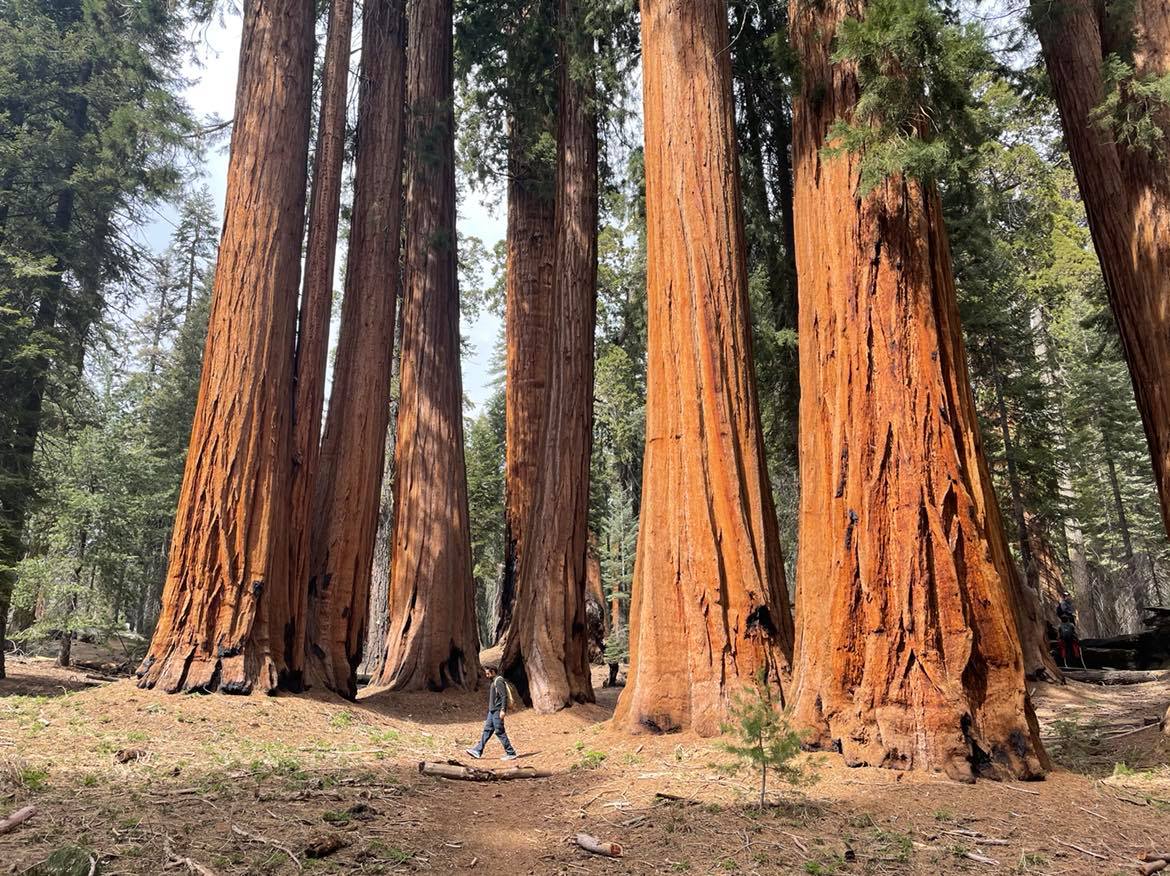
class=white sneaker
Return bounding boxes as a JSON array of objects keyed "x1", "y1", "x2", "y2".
[
  {"x1": 500, "y1": 753, "x2": 518, "y2": 762},
  {"x1": 465, "y1": 748, "x2": 482, "y2": 759}
]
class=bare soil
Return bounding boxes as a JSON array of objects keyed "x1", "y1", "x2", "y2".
[{"x1": 1, "y1": 660, "x2": 1167, "y2": 875}]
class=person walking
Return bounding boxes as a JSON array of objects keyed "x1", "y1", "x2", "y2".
[{"x1": 466, "y1": 662, "x2": 518, "y2": 761}]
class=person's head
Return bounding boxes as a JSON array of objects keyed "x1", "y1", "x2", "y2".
[
  {"x1": 1061, "y1": 591, "x2": 1071, "y2": 600},
  {"x1": 483, "y1": 664, "x2": 498, "y2": 680}
]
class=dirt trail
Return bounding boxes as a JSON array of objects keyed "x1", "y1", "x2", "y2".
[{"x1": 1, "y1": 660, "x2": 1167, "y2": 874}]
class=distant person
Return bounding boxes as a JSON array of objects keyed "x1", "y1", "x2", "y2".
[
  {"x1": 1057, "y1": 618, "x2": 1084, "y2": 668},
  {"x1": 1051, "y1": 591, "x2": 1085, "y2": 667},
  {"x1": 465, "y1": 662, "x2": 517, "y2": 762}
]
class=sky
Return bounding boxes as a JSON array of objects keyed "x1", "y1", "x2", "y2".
[{"x1": 175, "y1": 15, "x2": 506, "y2": 415}]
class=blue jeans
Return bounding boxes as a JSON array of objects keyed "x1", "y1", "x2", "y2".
[{"x1": 473, "y1": 711, "x2": 516, "y2": 756}]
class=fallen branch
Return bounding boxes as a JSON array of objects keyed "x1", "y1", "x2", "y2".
[
  {"x1": 166, "y1": 855, "x2": 219, "y2": 876},
  {"x1": 0, "y1": 805, "x2": 36, "y2": 835},
  {"x1": 1104, "y1": 719, "x2": 1161, "y2": 739},
  {"x1": 164, "y1": 836, "x2": 219, "y2": 876},
  {"x1": 232, "y1": 824, "x2": 302, "y2": 869},
  {"x1": 963, "y1": 851, "x2": 999, "y2": 866},
  {"x1": 1052, "y1": 837, "x2": 1107, "y2": 860},
  {"x1": 943, "y1": 829, "x2": 1008, "y2": 846},
  {"x1": 418, "y1": 760, "x2": 553, "y2": 781},
  {"x1": 575, "y1": 833, "x2": 622, "y2": 857},
  {"x1": 1001, "y1": 783, "x2": 1040, "y2": 796},
  {"x1": 653, "y1": 792, "x2": 699, "y2": 806}
]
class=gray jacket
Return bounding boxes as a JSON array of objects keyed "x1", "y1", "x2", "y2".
[{"x1": 488, "y1": 676, "x2": 508, "y2": 714}]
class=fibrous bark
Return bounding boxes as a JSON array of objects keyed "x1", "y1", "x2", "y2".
[
  {"x1": 293, "y1": 0, "x2": 354, "y2": 689},
  {"x1": 1031, "y1": 0, "x2": 1170, "y2": 538},
  {"x1": 372, "y1": 0, "x2": 479, "y2": 691},
  {"x1": 499, "y1": 0, "x2": 597, "y2": 712},
  {"x1": 308, "y1": 0, "x2": 407, "y2": 698},
  {"x1": 613, "y1": 0, "x2": 794, "y2": 738},
  {"x1": 137, "y1": 0, "x2": 314, "y2": 694},
  {"x1": 498, "y1": 89, "x2": 557, "y2": 644},
  {"x1": 787, "y1": 0, "x2": 1047, "y2": 781}
]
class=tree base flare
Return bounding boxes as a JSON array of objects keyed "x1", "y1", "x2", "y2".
[{"x1": 136, "y1": 645, "x2": 283, "y2": 695}]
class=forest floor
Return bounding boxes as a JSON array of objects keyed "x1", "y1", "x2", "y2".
[{"x1": 1, "y1": 657, "x2": 1168, "y2": 875}]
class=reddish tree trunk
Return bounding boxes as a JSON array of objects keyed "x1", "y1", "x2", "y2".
[
  {"x1": 137, "y1": 0, "x2": 315, "y2": 694},
  {"x1": 499, "y1": 0, "x2": 597, "y2": 712},
  {"x1": 613, "y1": 0, "x2": 794, "y2": 738},
  {"x1": 787, "y1": 0, "x2": 1047, "y2": 780},
  {"x1": 1031, "y1": 0, "x2": 1170, "y2": 538},
  {"x1": 292, "y1": 0, "x2": 354, "y2": 688},
  {"x1": 308, "y1": 0, "x2": 407, "y2": 698},
  {"x1": 498, "y1": 126, "x2": 556, "y2": 643},
  {"x1": 371, "y1": 0, "x2": 479, "y2": 691}
]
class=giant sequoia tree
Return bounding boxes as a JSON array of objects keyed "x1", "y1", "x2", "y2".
[
  {"x1": 786, "y1": 0, "x2": 1047, "y2": 780},
  {"x1": 613, "y1": 0, "x2": 794, "y2": 738},
  {"x1": 290, "y1": 0, "x2": 354, "y2": 689},
  {"x1": 501, "y1": 5, "x2": 557, "y2": 643},
  {"x1": 499, "y1": 0, "x2": 597, "y2": 712},
  {"x1": 1029, "y1": 1, "x2": 1170, "y2": 539},
  {"x1": 308, "y1": 0, "x2": 407, "y2": 697},
  {"x1": 455, "y1": 0, "x2": 558, "y2": 641},
  {"x1": 138, "y1": 0, "x2": 315, "y2": 693},
  {"x1": 372, "y1": 0, "x2": 480, "y2": 691}
]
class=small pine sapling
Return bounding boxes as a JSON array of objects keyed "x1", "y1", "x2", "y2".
[{"x1": 719, "y1": 669, "x2": 802, "y2": 807}]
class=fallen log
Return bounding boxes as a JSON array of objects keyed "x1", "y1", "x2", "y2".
[
  {"x1": 418, "y1": 760, "x2": 553, "y2": 781},
  {"x1": 1063, "y1": 669, "x2": 1170, "y2": 685},
  {"x1": 575, "y1": 833, "x2": 622, "y2": 857},
  {"x1": 1138, "y1": 858, "x2": 1168, "y2": 876},
  {"x1": 0, "y1": 805, "x2": 36, "y2": 835}
]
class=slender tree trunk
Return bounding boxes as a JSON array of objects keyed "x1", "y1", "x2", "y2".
[
  {"x1": 1034, "y1": 306, "x2": 1096, "y2": 630},
  {"x1": 991, "y1": 364, "x2": 1034, "y2": 579},
  {"x1": 372, "y1": 0, "x2": 479, "y2": 691},
  {"x1": 499, "y1": 128, "x2": 557, "y2": 643},
  {"x1": 59, "y1": 523, "x2": 89, "y2": 668},
  {"x1": 614, "y1": 0, "x2": 794, "y2": 738},
  {"x1": 137, "y1": 0, "x2": 315, "y2": 694},
  {"x1": 1102, "y1": 429, "x2": 1137, "y2": 572},
  {"x1": 308, "y1": 0, "x2": 407, "y2": 697},
  {"x1": 147, "y1": 279, "x2": 171, "y2": 379},
  {"x1": 291, "y1": 0, "x2": 354, "y2": 683},
  {"x1": 787, "y1": 0, "x2": 1047, "y2": 781},
  {"x1": 184, "y1": 232, "x2": 200, "y2": 316},
  {"x1": 1031, "y1": 0, "x2": 1170, "y2": 538},
  {"x1": 499, "y1": 0, "x2": 597, "y2": 711}
]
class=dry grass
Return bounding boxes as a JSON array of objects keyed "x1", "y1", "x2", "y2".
[{"x1": 1, "y1": 659, "x2": 1167, "y2": 875}]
